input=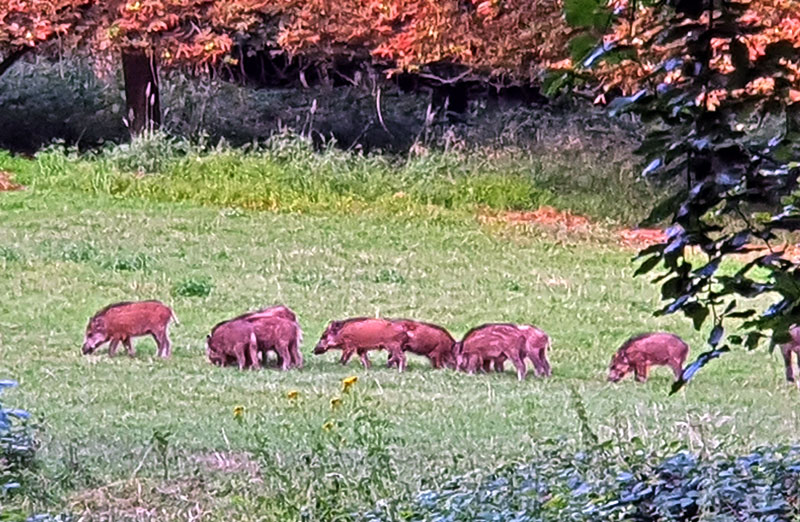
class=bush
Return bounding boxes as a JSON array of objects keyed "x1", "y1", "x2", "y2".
[
  {"x1": 0, "y1": 59, "x2": 126, "y2": 153},
  {"x1": 365, "y1": 439, "x2": 800, "y2": 521},
  {"x1": 0, "y1": 380, "x2": 35, "y2": 498}
]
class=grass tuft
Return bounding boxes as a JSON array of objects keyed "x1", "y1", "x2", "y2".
[{"x1": 172, "y1": 276, "x2": 214, "y2": 298}]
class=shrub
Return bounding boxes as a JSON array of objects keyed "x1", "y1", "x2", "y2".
[
  {"x1": 365, "y1": 439, "x2": 800, "y2": 521},
  {"x1": 0, "y1": 380, "x2": 35, "y2": 499}
]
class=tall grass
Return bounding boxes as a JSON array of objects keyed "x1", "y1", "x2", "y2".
[{"x1": 6, "y1": 132, "x2": 653, "y2": 223}]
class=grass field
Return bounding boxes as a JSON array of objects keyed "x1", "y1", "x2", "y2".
[{"x1": 1, "y1": 148, "x2": 799, "y2": 520}]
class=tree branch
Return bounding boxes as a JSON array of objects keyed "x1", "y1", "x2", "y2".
[{"x1": 0, "y1": 47, "x2": 30, "y2": 79}]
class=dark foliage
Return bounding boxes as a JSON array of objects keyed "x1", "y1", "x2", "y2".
[
  {"x1": 585, "y1": 0, "x2": 800, "y2": 389},
  {"x1": 365, "y1": 441, "x2": 800, "y2": 521}
]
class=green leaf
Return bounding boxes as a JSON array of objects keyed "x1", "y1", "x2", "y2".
[
  {"x1": 568, "y1": 33, "x2": 597, "y2": 63},
  {"x1": 564, "y1": 0, "x2": 603, "y2": 28},
  {"x1": 634, "y1": 255, "x2": 661, "y2": 277}
]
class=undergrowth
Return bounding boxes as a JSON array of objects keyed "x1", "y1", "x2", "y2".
[
  {"x1": 365, "y1": 440, "x2": 800, "y2": 521},
  {"x1": 1, "y1": 132, "x2": 652, "y2": 224}
]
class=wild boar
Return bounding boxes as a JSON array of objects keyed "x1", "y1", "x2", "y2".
[
  {"x1": 314, "y1": 318, "x2": 408, "y2": 371},
  {"x1": 386, "y1": 319, "x2": 456, "y2": 369},
  {"x1": 82, "y1": 300, "x2": 178, "y2": 358},
  {"x1": 779, "y1": 325, "x2": 800, "y2": 382},
  {"x1": 250, "y1": 316, "x2": 303, "y2": 370},
  {"x1": 519, "y1": 325, "x2": 552, "y2": 377},
  {"x1": 608, "y1": 332, "x2": 689, "y2": 383},
  {"x1": 230, "y1": 304, "x2": 297, "y2": 325},
  {"x1": 455, "y1": 323, "x2": 551, "y2": 379},
  {"x1": 236, "y1": 305, "x2": 304, "y2": 369},
  {"x1": 206, "y1": 318, "x2": 258, "y2": 370},
  {"x1": 455, "y1": 323, "x2": 530, "y2": 380}
]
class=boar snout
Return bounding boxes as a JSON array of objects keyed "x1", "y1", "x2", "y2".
[
  {"x1": 313, "y1": 343, "x2": 328, "y2": 355},
  {"x1": 81, "y1": 332, "x2": 104, "y2": 355}
]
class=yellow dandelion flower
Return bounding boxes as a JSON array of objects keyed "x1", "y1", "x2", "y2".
[
  {"x1": 342, "y1": 375, "x2": 358, "y2": 392},
  {"x1": 322, "y1": 421, "x2": 335, "y2": 431},
  {"x1": 330, "y1": 397, "x2": 342, "y2": 410},
  {"x1": 233, "y1": 405, "x2": 244, "y2": 419},
  {"x1": 287, "y1": 390, "x2": 300, "y2": 400}
]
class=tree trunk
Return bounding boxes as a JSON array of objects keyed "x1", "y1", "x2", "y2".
[
  {"x1": 121, "y1": 48, "x2": 161, "y2": 135},
  {"x1": 0, "y1": 48, "x2": 30, "y2": 79}
]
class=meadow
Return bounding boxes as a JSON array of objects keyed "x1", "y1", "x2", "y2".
[{"x1": 1, "y1": 141, "x2": 799, "y2": 520}]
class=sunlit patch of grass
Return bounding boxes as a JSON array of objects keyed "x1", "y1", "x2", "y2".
[
  {"x1": 1, "y1": 133, "x2": 652, "y2": 225},
  {"x1": 0, "y1": 153, "x2": 792, "y2": 520}
]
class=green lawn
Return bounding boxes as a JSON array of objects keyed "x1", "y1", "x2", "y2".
[{"x1": 0, "y1": 156, "x2": 798, "y2": 520}]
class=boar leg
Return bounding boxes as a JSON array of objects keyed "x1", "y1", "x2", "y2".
[
  {"x1": 339, "y1": 347, "x2": 356, "y2": 366},
  {"x1": 289, "y1": 339, "x2": 303, "y2": 369},
  {"x1": 234, "y1": 344, "x2": 248, "y2": 370},
  {"x1": 359, "y1": 349, "x2": 372, "y2": 369},
  {"x1": 510, "y1": 354, "x2": 527, "y2": 381},
  {"x1": 122, "y1": 337, "x2": 136, "y2": 358},
  {"x1": 482, "y1": 359, "x2": 492, "y2": 373},
  {"x1": 152, "y1": 331, "x2": 171, "y2": 358},
  {"x1": 669, "y1": 361, "x2": 683, "y2": 380},
  {"x1": 161, "y1": 331, "x2": 172, "y2": 358},
  {"x1": 245, "y1": 343, "x2": 260, "y2": 370},
  {"x1": 634, "y1": 364, "x2": 649, "y2": 383},
  {"x1": 526, "y1": 351, "x2": 543, "y2": 376},
  {"x1": 389, "y1": 348, "x2": 406, "y2": 373},
  {"x1": 538, "y1": 349, "x2": 552, "y2": 377},
  {"x1": 465, "y1": 354, "x2": 480, "y2": 375},
  {"x1": 794, "y1": 347, "x2": 800, "y2": 382},
  {"x1": 494, "y1": 356, "x2": 506, "y2": 373},
  {"x1": 108, "y1": 339, "x2": 120, "y2": 357},
  {"x1": 429, "y1": 350, "x2": 445, "y2": 369},
  {"x1": 275, "y1": 342, "x2": 292, "y2": 371},
  {"x1": 782, "y1": 345, "x2": 795, "y2": 382}
]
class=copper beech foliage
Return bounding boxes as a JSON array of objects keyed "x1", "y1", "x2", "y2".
[
  {"x1": 0, "y1": 0, "x2": 576, "y2": 80},
  {"x1": 586, "y1": 0, "x2": 800, "y2": 104},
  {"x1": 3, "y1": 1, "x2": 799, "y2": 85},
  {"x1": 277, "y1": 0, "x2": 572, "y2": 79},
  {"x1": 0, "y1": 0, "x2": 277, "y2": 69}
]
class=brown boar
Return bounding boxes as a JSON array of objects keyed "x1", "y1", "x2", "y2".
[
  {"x1": 779, "y1": 325, "x2": 800, "y2": 382},
  {"x1": 386, "y1": 319, "x2": 456, "y2": 369},
  {"x1": 206, "y1": 318, "x2": 258, "y2": 370},
  {"x1": 314, "y1": 318, "x2": 408, "y2": 371},
  {"x1": 608, "y1": 332, "x2": 689, "y2": 383},
  {"x1": 230, "y1": 304, "x2": 298, "y2": 325},
  {"x1": 519, "y1": 325, "x2": 552, "y2": 377},
  {"x1": 455, "y1": 324, "x2": 529, "y2": 380},
  {"x1": 250, "y1": 316, "x2": 303, "y2": 370},
  {"x1": 236, "y1": 305, "x2": 304, "y2": 369},
  {"x1": 82, "y1": 300, "x2": 178, "y2": 358},
  {"x1": 455, "y1": 323, "x2": 552, "y2": 379}
]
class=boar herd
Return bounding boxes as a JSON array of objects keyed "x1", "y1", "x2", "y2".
[{"x1": 80, "y1": 300, "x2": 800, "y2": 383}]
